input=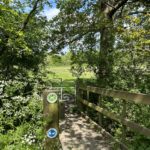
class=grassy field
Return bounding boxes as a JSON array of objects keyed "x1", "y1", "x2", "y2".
[{"x1": 48, "y1": 66, "x2": 95, "y2": 87}]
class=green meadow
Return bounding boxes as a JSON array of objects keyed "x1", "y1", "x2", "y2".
[{"x1": 48, "y1": 66, "x2": 95, "y2": 87}]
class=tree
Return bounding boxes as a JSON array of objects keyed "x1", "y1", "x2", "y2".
[
  {"x1": 61, "y1": 51, "x2": 72, "y2": 65},
  {"x1": 113, "y1": 8, "x2": 150, "y2": 92},
  {"x1": 0, "y1": 0, "x2": 51, "y2": 97},
  {"x1": 49, "y1": 0, "x2": 149, "y2": 88},
  {"x1": 50, "y1": 54, "x2": 62, "y2": 65}
]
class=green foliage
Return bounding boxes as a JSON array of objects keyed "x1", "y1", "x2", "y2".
[
  {"x1": 0, "y1": 0, "x2": 50, "y2": 82},
  {"x1": 49, "y1": 54, "x2": 62, "y2": 65},
  {"x1": 112, "y1": 12, "x2": 150, "y2": 93},
  {"x1": 48, "y1": 51, "x2": 74, "y2": 66},
  {"x1": 0, "y1": 1, "x2": 52, "y2": 149},
  {"x1": 0, "y1": 95, "x2": 44, "y2": 149},
  {"x1": 61, "y1": 51, "x2": 72, "y2": 65},
  {"x1": 0, "y1": 0, "x2": 149, "y2": 149}
]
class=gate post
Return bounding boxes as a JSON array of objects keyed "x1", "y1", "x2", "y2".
[
  {"x1": 76, "y1": 79, "x2": 81, "y2": 111},
  {"x1": 43, "y1": 89, "x2": 60, "y2": 150},
  {"x1": 98, "y1": 95, "x2": 103, "y2": 126}
]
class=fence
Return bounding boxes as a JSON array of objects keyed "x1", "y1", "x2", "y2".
[{"x1": 76, "y1": 83, "x2": 150, "y2": 147}]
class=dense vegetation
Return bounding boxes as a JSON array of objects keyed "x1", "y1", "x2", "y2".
[
  {"x1": 0, "y1": 0, "x2": 149, "y2": 149},
  {"x1": 0, "y1": 0, "x2": 51, "y2": 149}
]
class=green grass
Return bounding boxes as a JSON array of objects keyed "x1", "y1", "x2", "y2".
[{"x1": 48, "y1": 66, "x2": 95, "y2": 87}]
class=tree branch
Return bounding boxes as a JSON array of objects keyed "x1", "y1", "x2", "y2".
[
  {"x1": 128, "y1": 11, "x2": 150, "y2": 15},
  {"x1": 104, "y1": 2, "x2": 115, "y2": 9},
  {"x1": 21, "y1": 0, "x2": 41, "y2": 31},
  {"x1": 108, "y1": 0, "x2": 128, "y2": 18}
]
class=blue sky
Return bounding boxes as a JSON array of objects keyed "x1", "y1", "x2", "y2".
[
  {"x1": 43, "y1": 7, "x2": 60, "y2": 20},
  {"x1": 23, "y1": 0, "x2": 60, "y2": 20},
  {"x1": 43, "y1": 0, "x2": 60, "y2": 20}
]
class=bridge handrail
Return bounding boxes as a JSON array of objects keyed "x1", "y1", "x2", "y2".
[
  {"x1": 79, "y1": 85, "x2": 150, "y2": 105},
  {"x1": 79, "y1": 98, "x2": 150, "y2": 137},
  {"x1": 77, "y1": 84, "x2": 150, "y2": 138}
]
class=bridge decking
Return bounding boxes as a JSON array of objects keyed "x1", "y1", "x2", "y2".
[{"x1": 59, "y1": 102, "x2": 114, "y2": 150}]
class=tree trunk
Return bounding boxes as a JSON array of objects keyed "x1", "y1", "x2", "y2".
[{"x1": 97, "y1": 3, "x2": 115, "y2": 88}]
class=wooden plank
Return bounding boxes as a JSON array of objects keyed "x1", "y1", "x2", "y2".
[
  {"x1": 79, "y1": 98, "x2": 150, "y2": 137},
  {"x1": 80, "y1": 112, "x2": 128, "y2": 150},
  {"x1": 79, "y1": 86, "x2": 150, "y2": 105}
]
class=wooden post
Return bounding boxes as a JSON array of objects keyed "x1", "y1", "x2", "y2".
[
  {"x1": 60, "y1": 87, "x2": 63, "y2": 101},
  {"x1": 86, "y1": 90, "x2": 90, "y2": 115},
  {"x1": 120, "y1": 100, "x2": 127, "y2": 149},
  {"x1": 98, "y1": 95, "x2": 103, "y2": 126},
  {"x1": 59, "y1": 101, "x2": 65, "y2": 120},
  {"x1": 75, "y1": 85, "x2": 77, "y2": 103},
  {"x1": 43, "y1": 89, "x2": 60, "y2": 150},
  {"x1": 76, "y1": 80, "x2": 81, "y2": 110},
  {"x1": 80, "y1": 89, "x2": 85, "y2": 112},
  {"x1": 75, "y1": 80, "x2": 78, "y2": 105}
]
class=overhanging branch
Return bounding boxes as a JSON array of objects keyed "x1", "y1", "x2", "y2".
[
  {"x1": 21, "y1": 0, "x2": 41, "y2": 31},
  {"x1": 128, "y1": 11, "x2": 150, "y2": 15},
  {"x1": 108, "y1": 0, "x2": 128, "y2": 18}
]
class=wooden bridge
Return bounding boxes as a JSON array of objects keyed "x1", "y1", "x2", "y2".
[
  {"x1": 43, "y1": 82, "x2": 150, "y2": 150},
  {"x1": 59, "y1": 99, "x2": 115, "y2": 150}
]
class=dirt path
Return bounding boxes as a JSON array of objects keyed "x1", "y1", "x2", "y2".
[{"x1": 59, "y1": 101, "x2": 114, "y2": 150}]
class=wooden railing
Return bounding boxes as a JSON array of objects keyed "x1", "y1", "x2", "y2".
[{"x1": 76, "y1": 84, "x2": 150, "y2": 146}]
